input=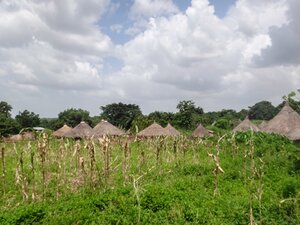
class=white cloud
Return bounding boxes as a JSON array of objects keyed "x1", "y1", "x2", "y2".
[{"x1": 130, "y1": 0, "x2": 179, "y2": 19}]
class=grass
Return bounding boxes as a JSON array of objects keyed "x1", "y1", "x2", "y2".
[{"x1": 0, "y1": 132, "x2": 299, "y2": 224}]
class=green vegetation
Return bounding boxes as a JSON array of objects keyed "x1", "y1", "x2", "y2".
[{"x1": 0, "y1": 132, "x2": 299, "y2": 224}]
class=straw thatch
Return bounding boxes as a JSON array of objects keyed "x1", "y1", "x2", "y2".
[
  {"x1": 64, "y1": 121, "x2": 93, "y2": 138},
  {"x1": 288, "y1": 128, "x2": 300, "y2": 141},
  {"x1": 92, "y1": 120, "x2": 125, "y2": 138},
  {"x1": 263, "y1": 103, "x2": 300, "y2": 139},
  {"x1": 22, "y1": 132, "x2": 35, "y2": 140},
  {"x1": 233, "y1": 117, "x2": 260, "y2": 132},
  {"x1": 53, "y1": 124, "x2": 72, "y2": 138},
  {"x1": 137, "y1": 122, "x2": 167, "y2": 137},
  {"x1": 192, "y1": 123, "x2": 212, "y2": 138},
  {"x1": 164, "y1": 123, "x2": 180, "y2": 137},
  {"x1": 9, "y1": 134, "x2": 23, "y2": 142},
  {"x1": 258, "y1": 120, "x2": 268, "y2": 131}
]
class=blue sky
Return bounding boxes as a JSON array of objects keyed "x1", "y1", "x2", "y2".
[{"x1": 0, "y1": 0, "x2": 299, "y2": 117}]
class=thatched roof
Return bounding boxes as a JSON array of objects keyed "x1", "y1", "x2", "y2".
[
  {"x1": 92, "y1": 120, "x2": 125, "y2": 138},
  {"x1": 53, "y1": 124, "x2": 72, "y2": 138},
  {"x1": 22, "y1": 132, "x2": 35, "y2": 140},
  {"x1": 233, "y1": 117, "x2": 260, "y2": 132},
  {"x1": 64, "y1": 121, "x2": 93, "y2": 138},
  {"x1": 264, "y1": 103, "x2": 300, "y2": 139},
  {"x1": 288, "y1": 128, "x2": 300, "y2": 141},
  {"x1": 164, "y1": 123, "x2": 180, "y2": 137},
  {"x1": 192, "y1": 123, "x2": 212, "y2": 138},
  {"x1": 258, "y1": 120, "x2": 268, "y2": 131},
  {"x1": 137, "y1": 122, "x2": 167, "y2": 137},
  {"x1": 9, "y1": 134, "x2": 23, "y2": 142}
]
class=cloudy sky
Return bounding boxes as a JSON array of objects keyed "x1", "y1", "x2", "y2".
[{"x1": 0, "y1": 0, "x2": 299, "y2": 117}]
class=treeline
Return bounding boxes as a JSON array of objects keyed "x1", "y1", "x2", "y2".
[{"x1": 0, "y1": 90, "x2": 299, "y2": 137}]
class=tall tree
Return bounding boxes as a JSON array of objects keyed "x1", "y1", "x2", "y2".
[
  {"x1": 0, "y1": 101, "x2": 20, "y2": 136},
  {"x1": 248, "y1": 101, "x2": 278, "y2": 120},
  {"x1": 0, "y1": 101, "x2": 12, "y2": 118},
  {"x1": 15, "y1": 110, "x2": 40, "y2": 128},
  {"x1": 100, "y1": 103, "x2": 142, "y2": 130},
  {"x1": 174, "y1": 100, "x2": 204, "y2": 129},
  {"x1": 57, "y1": 108, "x2": 92, "y2": 128}
]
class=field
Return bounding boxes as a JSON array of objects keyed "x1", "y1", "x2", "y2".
[{"x1": 0, "y1": 132, "x2": 299, "y2": 224}]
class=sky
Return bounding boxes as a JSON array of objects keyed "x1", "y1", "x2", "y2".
[{"x1": 0, "y1": 0, "x2": 299, "y2": 117}]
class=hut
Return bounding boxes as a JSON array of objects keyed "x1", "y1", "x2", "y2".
[
  {"x1": 137, "y1": 122, "x2": 167, "y2": 137},
  {"x1": 263, "y1": 102, "x2": 300, "y2": 139},
  {"x1": 233, "y1": 117, "x2": 260, "y2": 132},
  {"x1": 92, "y1": 120, "x2": 125, "y2": 138},
  {"x1": 192, "y1": 123, "x2": 212, "y2": 138},
  {"x1": 164, "y1": 123, "x2": 180, "y2": 137},
  {"x1": 64, "y1": 121, "x2": 93, "y2": 139},
  {"x1": 22, "y1": 131, "x2": 35, "y2": 140},
  {"x1": 53, "y1": 124, "x2": 72, "y2": 138},
  {"x1": 9, "y1": 134, "x2": 23, "y2": 142}
]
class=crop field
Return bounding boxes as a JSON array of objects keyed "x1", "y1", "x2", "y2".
[{"x1": 0, "y1": 132, "x2": 299, "y2": 224}]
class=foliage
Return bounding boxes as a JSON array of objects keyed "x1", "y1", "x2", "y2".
[
  {"x1": 57, "y1": 108, "x2": 92, "y2": 128},
  {"x1": 15, "y1": 110, "x2": 41, "y2": 128},
  {"x1": 248, "y1": 101, "x2": 278, "y2": 120},
  {"x1": 148, "y1": 111, "x2": 174, "y2": 127},
  {"x1": 282, "y1": 89, "x2": 300, "y2": 114},
  {"x1": 0, "y1": 101, "x2": 20, "y2": 136},
  {"x1": 0, "y1": 101, "x2": 12, "y2": 118},
  {"x1": 0, "y1": 132, "x2": 299, "y2": 224},
  {"x1": 100, "y1": 102, "x2": 142, "y2": 130}
]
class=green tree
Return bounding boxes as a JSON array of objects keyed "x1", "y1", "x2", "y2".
[
  {"x1": 100, "y1": 103, "x2": 142, "y2": 130},
  {"x1": 248, "y1": 101, "x2": 278, "y2": 120},
  {"x1": 57, "y1": 108, "x2": 92, "y2": 128},
  {"x1": 174, "y1": 100, "x2": 204, "y2": 130},
  {"x1": 148, "y1": 111, "x2": 174, "y2": 127},
  {"x1": 15, "y1": 110, "x2": 40, "y2": 128},
  {"x1": 282, "y1": 90, "x2": 300, "y2": 114},
  {"x1": 0, "y1": 101, "x2": 12, "y2": 118}
]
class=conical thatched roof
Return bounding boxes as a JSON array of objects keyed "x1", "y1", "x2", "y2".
[
  {"x1": 92, "y1": 120, "x2": 125, "y2": 138},
  {"x1": 64, "y1": 121, "x2": 93, "y2": 138},
  {"x1": 137, "y1": 122, "x2": 167, "y2": 137},
  {"x1": 164, "y1": 123, "x2": 180, "y2": 137},
  {"x1": 192, "y1": 123, "x2": 212, "y2": 138},
  {"x1": 9, "y1": 134, "x2": 23, "y2": 142},
  {"x1": 233, "y1": 117, "x2": 260, "y2": 132},
  {"x1": 53, "y1": 124, "x2": 72, "y2": 138},
  {"x1": 22, "y1": 132, "x2": 35, "y2": 140},
  {"x1": 264, "y1": 103, "x2": 300, "y2": 138}
]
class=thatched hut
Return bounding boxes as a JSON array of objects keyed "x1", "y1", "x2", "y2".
[
  {"x1": 22, "y1": 132, "x2": 35, "y2": 140},
  {"x1": 164, "y1": 123, "x2": 180, "y2": 137},
  {"x1": 192, "y1": 123, "x2": 212, "y2": 138},
  {"x1": 263, "y1": 103, "x2": 300, "y2": 139},
  {"x1": 233, "y1": 117, "x2": 260, "y2": 132},
  {"x1": 92, "y1": 120, "x2": 125, "y2": 138},
  {"x1": 9, "y1": 134, "x2": 23, "y2": 142},
  {"x1": 137, "y1": 122, "x2": 167, "y2": 137},
  {"x1": 64, "y1": 121, "x2": 93, "y2": 139},
  {"x1": 53, "y1": 124, "x2": 72, "y2": 138}
]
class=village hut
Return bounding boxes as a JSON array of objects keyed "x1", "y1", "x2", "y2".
[
  {"x1": 22, "y1": 131, "x2": 35, "y2": 140},
  {"x1": 164, "y1": 123, "x2": 180, "y2": 137},
  {"x1": 137, "y1": 122, "x2": 167, "y2": 137},
  {"x1": 9, "y1": 134, "x2": 23, "y2": 142},
  {"x1": 192, "y1": 123, "x2": 212, "y2": 138},
  {"x1": 233, "y1": 116, "x2": 260, "y2": 132},
  {"x1": 92, "y1": 120, "x2": 125, "y2": 138},
  {"x1": 53, "y1": 124, "x2": 73, "y2": 138},
  {"x1": 64, "y1": 121, "x2": 93, "y2": 139},
  {"x1": 263, "y1": 102, "x2": 300, "y2": 138}
]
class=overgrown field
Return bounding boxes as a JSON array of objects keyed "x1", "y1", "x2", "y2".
[{"x1": 0, "y1": 132, "x2": 299, "y2": 224}]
